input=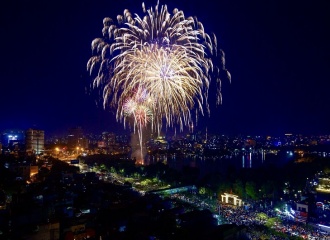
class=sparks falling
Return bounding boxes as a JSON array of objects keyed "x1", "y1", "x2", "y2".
[{"x1": 87, "y1": 1, "x2": 230, "y2": 161}]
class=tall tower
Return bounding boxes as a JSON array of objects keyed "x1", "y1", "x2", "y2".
[{"x1": 25, "y1": 128, "x2": 45, "y2": 155}]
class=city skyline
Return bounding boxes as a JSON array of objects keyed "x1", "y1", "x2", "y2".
[{"x1": 1, "y1": 0, "x2": 330, "y2": 136}]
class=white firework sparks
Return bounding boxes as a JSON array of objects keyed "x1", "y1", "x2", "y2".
[{"x1": 87, "y1": 1, "x2": 230, "y2": 159}]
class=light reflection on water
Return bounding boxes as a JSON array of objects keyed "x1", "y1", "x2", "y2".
[{"x1": 145, "y1": 150, "x2": 288, "y2": 178}]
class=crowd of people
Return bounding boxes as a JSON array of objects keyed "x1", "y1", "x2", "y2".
[
  {"x1": 168, "y1": 192, "x2": 330, "y2": 239},
  {"x1": 220, "y1": 203, "x2": 330, "y2": 239}
]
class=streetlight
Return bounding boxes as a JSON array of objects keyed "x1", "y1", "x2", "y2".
[{"x1": 55, "y1": 147, "x2": 59, "y2": 158}]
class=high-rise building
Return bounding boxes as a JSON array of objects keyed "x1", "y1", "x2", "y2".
[
  {"x1": 67, "y1": 127, "x2": 88, "y2": 150},
  {"x1": 25, "y1": 128, "x2": 44, "y2": 154},
  {"x1": 102, "y1": 132, "x2": 116, "y2": 146}
]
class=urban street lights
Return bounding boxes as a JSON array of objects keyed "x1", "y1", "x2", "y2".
[{"x1": 55, "y1": 147, "x2": 59, "y2": 159}]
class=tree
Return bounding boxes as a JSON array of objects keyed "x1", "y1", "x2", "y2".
[
  {"x1": 257, "y1": 212, "x2": 268, "y2": 222},
  {"x1": 245, "y1": 181, "x2": 257, "y2": 200},
  {"x1": 233, "y1": 179, "x2": 244, "y2": 198},
  {"x1": 261, "y1": 180, "x2": 279, "y2": 199},
  {"x1": 218, "y1": 181, "x2": 231, "y2": 193},
  {"x1": 265, "y1": 217, "x2": 281, "y2": 228},
  {"x1": 110, "y1": 166, "x2": 117, "y2": 174},
  {"x1": 99, "y1": 164, "x2": 108, "y2": 171},
  {"x1": 199, "y1": 187, "x2": 207, "y2": 195}
]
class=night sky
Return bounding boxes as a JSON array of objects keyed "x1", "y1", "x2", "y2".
[{"x1": 1, "y1": 0, "x2": 330, "y2": 136}]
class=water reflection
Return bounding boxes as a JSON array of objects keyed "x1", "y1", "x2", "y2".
[
  {"x1": 262, "y1": 149, "x2": 265, "y2": 162},
  {"x1": 242, "y1": 154, "x2": 245, "y2": 168},
  {"x1": 145, "y1": 149, "x2": 291, "y2": 178}
]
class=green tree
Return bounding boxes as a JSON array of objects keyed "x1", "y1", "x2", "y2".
[
  {"x1": 152, "y1": 177, "x2": 159, "y2": 183},
  {"x1": 141, "y1": 179, "x2": 152, "y2": 186},
  {"x1": 245, "y1": 181, "x2": 257, "y2": 200},
  {"x1": 257, "y1": 212, "x2": 268, "y2": 221},
  {"x1": 217, "y1": 180, "x2": 231, "y2": 194},
  {"x1": 133, "y1": 172, "x2": 141, "y2": 179},
  {"x1": 110, "y1": 166, "x2": 117, "y2": 173},
  {"x1": 265, "y1": 217, "x2": 281, "y2": 228},
  {"x1": 199, "y1": 187, "x2": 207, "y2": 195},
  {"x1": 233, "y1": 179, "x2": 244, "y2": 198},
  {"x1": 100, "y1": 164, "x2": 108, "y2": 171}
]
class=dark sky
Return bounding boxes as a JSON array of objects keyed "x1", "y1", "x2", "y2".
[{"x1": 1, "y1": 0, "x2": 330, "y2": 136}]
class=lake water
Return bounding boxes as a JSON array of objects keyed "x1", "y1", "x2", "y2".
[{"x1": 145, "y1": 149, "x2": 293, "y2": 178}]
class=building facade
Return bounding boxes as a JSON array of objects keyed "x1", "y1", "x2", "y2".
[{"x1": 25, "y1": 128, "x2": 45, "y2": 155}]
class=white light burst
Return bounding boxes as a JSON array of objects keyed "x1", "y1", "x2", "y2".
[{"x1": 87, "y1": 1, "x2": 230, "y2": 159}]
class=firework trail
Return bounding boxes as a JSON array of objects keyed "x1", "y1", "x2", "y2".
[
  {"x1": 87, "y1": 1, "x2": 230, "y2": 160},
  {"x1": 123, "y1": 94, "x2": 152, "y2": 160}
]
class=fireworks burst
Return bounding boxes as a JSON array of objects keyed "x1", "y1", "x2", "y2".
[
  {"x1": 123, "y1": 96, "x2": 153, "y2": 160},
  {"x1": 87, "y1": 1, "x2": 230, "y2": 160}
]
